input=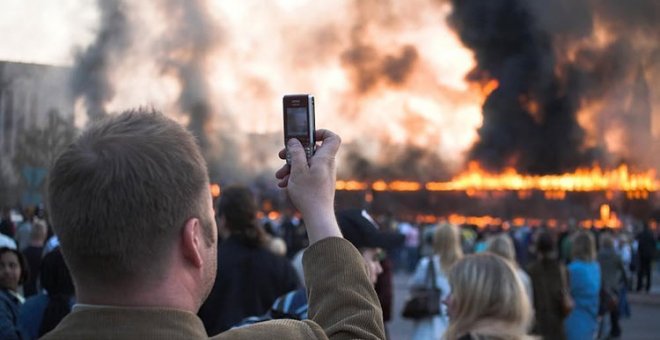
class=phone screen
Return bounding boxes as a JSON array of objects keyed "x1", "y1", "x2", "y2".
[{"x1": 286, "y1": 107, "x2": 308, "y2": 137}]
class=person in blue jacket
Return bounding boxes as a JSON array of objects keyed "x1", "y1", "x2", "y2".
[{"x1": 564, "y1": 231, "x2": 601, "y2": 340}]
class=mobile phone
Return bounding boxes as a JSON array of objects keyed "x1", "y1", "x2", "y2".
[{"x1": 283, "y1": 94, "x2": 315, "y2": 164}]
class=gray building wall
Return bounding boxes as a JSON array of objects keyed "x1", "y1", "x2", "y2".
[{"x1": 0, "y1": 61, "x2": 73, "y2": 157}]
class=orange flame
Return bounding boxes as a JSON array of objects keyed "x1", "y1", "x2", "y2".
[
  {"x1": 482, "y1": 79, "x2": 499, "y2": 97},
  {"x1": 337, "y1": 162, "x2": 658, "y2": 195},
  {"x1": 426, "y1": 162, "x2": 658, "y2": 192},
  {"x1": 210, "y1": 183, "x2": 221, "y2": 198}
]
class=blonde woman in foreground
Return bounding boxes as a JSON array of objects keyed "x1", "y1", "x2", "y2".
[
  {"x1": 443, "y1": 253, "x2": 533, "y2": 340},
  {"x1": 410, "y1": 224, "x2": 464, "y2": 339}
]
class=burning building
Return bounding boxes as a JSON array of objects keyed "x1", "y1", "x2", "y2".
[{"x1": 1, "y1": 1, "x2": 659, "y2": 224}]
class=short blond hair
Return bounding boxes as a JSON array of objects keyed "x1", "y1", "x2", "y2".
[{"x1": 445, "y1": 253, "x2": 532, "y2": 340}]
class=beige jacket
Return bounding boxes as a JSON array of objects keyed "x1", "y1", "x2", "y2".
[{"x1": 41, "y1": 237, "x2": 385, "y2": 339}]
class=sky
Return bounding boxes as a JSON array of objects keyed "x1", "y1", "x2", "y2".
[{"x1": 0, "y1": 0, "x2": 98, "y2": 65}]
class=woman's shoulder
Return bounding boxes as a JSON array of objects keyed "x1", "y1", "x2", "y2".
[{"x1": 568, "y1": 260, "x2": 600, "y2": 275}]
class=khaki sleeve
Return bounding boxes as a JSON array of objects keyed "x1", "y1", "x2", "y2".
[{"x1": 303, "y1": 237, "x2": 386, "y2": 340}]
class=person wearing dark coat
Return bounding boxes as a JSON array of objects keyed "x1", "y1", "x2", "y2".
[
  {"x1": 198, "y1": 186, "x2": 300, "y2": 335},
  {"x1": 0, "y1": 247, "x2": 28, "y2": 340},
  {"x1": 19, "y1": 247, "x2": 75, "y2": 339},
  {"x1": 527, "y1": 231, "x2": 569, "y2": 340},
  {"x1": 598, "y1": 234, "x2": 627, "y2": 338},
  {"x1": 636, "y1": 224, "x2": 657, "y2": 292}
]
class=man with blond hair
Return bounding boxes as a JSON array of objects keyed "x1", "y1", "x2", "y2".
[{"x1": 42, "y1": 109, "x2": 384, "y2": 339}]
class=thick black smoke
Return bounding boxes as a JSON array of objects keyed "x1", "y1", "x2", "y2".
[
  {"x1": 70, "y1": 0, "x2": 130, "y2": 122},
  {"x1": 448, "y1": 0, "x2": 595, "y2": 173},
  {"x1": 448, "y1": 0, "x2": 659, "y2": 173}
]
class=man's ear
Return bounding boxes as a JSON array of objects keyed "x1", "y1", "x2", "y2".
[{"x1": 181, "y1": 218, "x2": 203, "y2": 268}]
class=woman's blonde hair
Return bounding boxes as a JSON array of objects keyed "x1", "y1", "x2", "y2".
[
  {"x1": 571, "y1": 231, "x2": 596, "y2": 261},
  {"x1": 486, "y1": 234, "x2": 516, "y2": 263},
  {"x1": 433, "y1": 224, "x2": 464, "y2": 273},
  {"x1": 444, "y1": 253, "x2": 532, "y2": 340}
]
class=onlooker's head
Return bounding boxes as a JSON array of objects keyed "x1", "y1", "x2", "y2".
[
  {"x1": 40, "y1": 247, "x2": 75, "y2": 297},
  {"x1": 30, "y1": 219, "x2": 48, "y2": 245},
  {"x1": 444, "y1": 253, "x2": 531, "y2": 339},
  {"x1": 535, "y1": 231, "x2": 555, "y2": 256},
  {"x1": 336, "y1": 209, "x2": 404, "y2": 285},
  {"x1": 47, "y1": 109, "x2": 217, "y2": 304},
  {"x1": 38, "y1": 248, "x2": 75, "y2": 336},
  {"x1": 216, "y1": 186, "x2": 267, "y2": 248},
  {"x1": 599, "y1": 233, "x2": 615, "y2": 250},
  {"x1": 571, "y1": 231, "x2": 596, "y2": 262},
  {"x1": 22, "y1": 206, "x2": 36, "y2": 221},
  {"x1": 433, "y1": 224, "x2": 463, "y2": 272},
  {"x1": 0, "y1": 247, "x2": 28, "y2": 291},
  {"x1": 486, "y1": 233, "x2": 516, "y2": 263}
]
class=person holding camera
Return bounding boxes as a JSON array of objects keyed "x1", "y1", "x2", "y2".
[{"x1": 41, "y1": 109, "x2": 385, "y2": 339}]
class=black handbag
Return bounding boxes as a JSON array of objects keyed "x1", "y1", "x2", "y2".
[{"x1": 401, "y1": 257, "x2": 442, "y2": 319}]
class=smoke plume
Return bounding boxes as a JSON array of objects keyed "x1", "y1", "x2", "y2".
[
  {"x1": 69, "y1": 0, "x2": 248, "y2": 182},
  {"x1": 448, "y1": 0, "x2": 660, "y2": 173},
  {"x1": 70, "y1": 0, "x2": 130, "y2": 121},
  {"x1": 154, "y1": 0, "x2": 240, "y2": 181}
]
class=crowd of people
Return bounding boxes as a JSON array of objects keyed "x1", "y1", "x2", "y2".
[
  {"x1": 401, "y1": 220, "x2": 658, "y2": 339},
  {"x1": 0, "y1": 109, "x2": 659, "y2": 339}
]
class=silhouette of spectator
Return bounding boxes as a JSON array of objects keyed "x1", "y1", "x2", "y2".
[
  {"x1": 21, "y1": 220, "x2": 48, "y2": 297},
  {"x1": 597, "y1": 233, "x2": 626, "y2": 338},
  {"x1": 0, "y1": 247, "x2": 28, "y2": 339},
  {"x1": 19, "y1": 247, "x2": 75, "y2": 339},
  {"x1": 636, "y1": 223, "x2": 656, "y2": 292},
  {"x1": 527, "y1": 231, "x2": 569, "y2": 339},
  {"x1": 198, "y1": 186, "x2": 300, "y2": 334},
  {"x1": 410, "y1": 224, "x2": 463, "y2": 339},
  {"x1": 0, "y1": 208, "x2": 16, "y2": 239},
  {"x1": 565, "y1": 231, "x2": 600, "y2": 340},
  {"x1": 16, "y1": 207, "x2": 36, "y2": 251}
]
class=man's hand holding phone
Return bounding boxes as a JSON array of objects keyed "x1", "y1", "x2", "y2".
[{"x1": 276, "y1": 129, "x2": 342, "y2": 244}]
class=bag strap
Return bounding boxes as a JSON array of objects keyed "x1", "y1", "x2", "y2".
[{"x1": 425, "y1": 256, "x2": 438, "y2": 289}]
